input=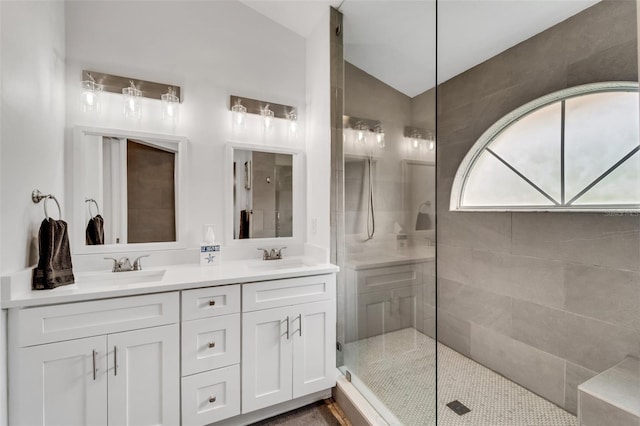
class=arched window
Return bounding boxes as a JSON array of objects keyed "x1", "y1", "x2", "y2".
[{"x1": 450, "y1": 82, "x2": 640, "y2": 212}]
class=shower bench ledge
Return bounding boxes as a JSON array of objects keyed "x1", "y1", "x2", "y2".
[{"x1": 578, "y1": 356, "x2": 639, "y2": 426}]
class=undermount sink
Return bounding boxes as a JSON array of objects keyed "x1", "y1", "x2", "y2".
[
  {"x1": 247, "y1": 259, "x2": 312, "y2": 271},
  {"x1": 74, "y1": 269, "x2": 166, "y2": 287}
]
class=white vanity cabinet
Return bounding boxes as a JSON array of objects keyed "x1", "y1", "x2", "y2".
[
  {"x1": 9, "y1": 292, "x2": 180, "y2": 426},
  {"x1": 181, "y1": 285, "x2": 242, "y2": 426},
  {"x1": 241, "y1": 274, "x2": 336, "y2": 414}
]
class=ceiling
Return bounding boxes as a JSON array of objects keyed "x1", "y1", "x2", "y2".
[{"x1": 241, "y1": 0, "x2": 601, "y2": 98}]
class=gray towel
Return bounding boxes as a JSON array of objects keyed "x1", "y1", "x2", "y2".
[
  {"x1": 415, "y1": 212, "x2": 432, "y2": 230},
  {"x1": 86, "y1": 214, "x2": 105, "y2": 245},
  {"x1": 32, "y1": 218, "x2": 75, "y2": 290}
]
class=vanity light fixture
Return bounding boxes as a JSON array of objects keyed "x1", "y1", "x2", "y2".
[
  {"x1": 80, "y1": 72, "x2": 102, "y2": 113},
  {"x1": 261, "y1": 104, "x2": 275, "y2": 131},
  {"x1": 405, "y1": 126, "x2": 434, "y2": 153},
  {"x1": 411, "y1": 130, "x2": 422, "y2": 150},
  {"x1": 231, "y1": 98, "x2": 248, "y2": 128},
  {"x1": 81, "y1": 70, "x2": 182, "y2": 120},
  {"x1": 122, "y1": 81, "x2": 142, "y2": 119},
  {"x1": 161, "y1": 86, "x2": 179, "y2": 123},
  {"x1": 228, "y1": 95, "x2": 297, "y2": 135}
]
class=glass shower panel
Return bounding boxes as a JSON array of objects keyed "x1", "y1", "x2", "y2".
[{"x1": 336, "y1": 1, "x2": 437, "y2": 424}]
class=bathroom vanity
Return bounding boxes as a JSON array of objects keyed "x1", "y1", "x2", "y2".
[{"x1": 2, "y1": 260, "x2": 338, "y2": 426}]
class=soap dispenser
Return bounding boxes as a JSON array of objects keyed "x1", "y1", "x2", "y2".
[{"x1": 200, "y1": 225, "x2": 221, "y2": 266}]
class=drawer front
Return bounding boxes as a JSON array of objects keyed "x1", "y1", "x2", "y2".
[
  {"x1": 357, "y1": 264, "x2": 422, "y2": 293},
  {"x1": 243, "y1": 274, "x2": 335, "y2": 312},
  {"x1": 182, "y1": 314, "x2": 240, "y2": 376},
  {"x1": 182, "y1": 285, "x2": 240, "y2": 321},
  {"x1": 181, "y1": 364, "x2": 240, "y2": 426},
  {"x1": 16, "y1": 292, "x2": 179, "y2": 347}
]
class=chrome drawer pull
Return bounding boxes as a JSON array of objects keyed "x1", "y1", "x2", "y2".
[
  {"x1": 209, "y1": 396, "x2": 216, "y2": 404},
  {"x1": 92, "y1": 350, "x2": 97, "y2": 381},
  {"x1": 208, "y1": 299, "x2": 216, "y2": 306},
  {"x1": 113, "y1": 346, "x2": 117, "y2": 376},
  {"x1": 208, "y1": 341, "x2": 216, "y2": 348}
]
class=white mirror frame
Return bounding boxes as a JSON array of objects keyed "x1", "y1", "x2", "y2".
[
  {"x1": 71, "y1": 126, "x2": 188, "y2": 254},
  {"x1": 224, "y1": 142, "x2": 305, "y2": 247}
]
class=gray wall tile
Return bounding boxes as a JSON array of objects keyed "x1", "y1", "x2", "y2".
[
  {"x1": 437, "y1": 308, "x2": 471, "y2": 357},
  {"x1": 438, "y1": 278, "x2": 512, "y2": 335},
  {"x1": 564, "y1": 264, "x2": 640, "y2": 330},
  {"x1": 512, "y1": 300, "x2": 566, "y2": 358},
  {"x1": 470, "y1": 324, "x2": 566, "y2": 406},
  {"x1": 565, "y1": 362, "x2": 597, "y2": 415}
]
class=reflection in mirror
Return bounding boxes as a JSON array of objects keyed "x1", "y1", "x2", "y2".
[
  {"x1": 74, "y1": 127, "x2": 185, "y2": 253},
  {"x1": 233, "y1": 149, "x2": 293, "y2": 239}
]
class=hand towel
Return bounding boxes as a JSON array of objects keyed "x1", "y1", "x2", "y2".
[
  {"x1": 239, "y1": 209, "x2": 251, "y2": 239},
  {"x1": 32, "y1": 218, "x2": 75, "y2": 290},
  {"x1": 415, "y1": 212, "x2": 432, "y2": 231},
  {"x1": 86, "y1": 214, "x2": 105, "y2": 245}
]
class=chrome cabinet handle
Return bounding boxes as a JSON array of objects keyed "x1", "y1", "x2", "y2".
[
  {"x1": 209, "y1": 396, "x2": 216, "y2": 404},
  {"x1": 208, "y1": 299, "x2": 216, "y2": 306},
  {"x1": 208, "y1": 341, "x2": 216, "y2": 348},
  {"x1": 284, "y1": 316, "x2": 290, "y2": 339},
  {"x1": 298, "y1": 314, "x2": 303, "y2": 336},
  {"x1": 113, "y1": 346, "x2": 117, "y2": 376},
  {"x1": 92, "y1": 350, "x2": 97, "y2": 381}
]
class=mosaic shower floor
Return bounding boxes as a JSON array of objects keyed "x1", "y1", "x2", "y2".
[{"x1": 342, "y1": 328, "x2": 577, "y2": 426}]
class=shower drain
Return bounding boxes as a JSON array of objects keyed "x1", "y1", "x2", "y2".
[{"x1": 446, "y1": 400, "x2": 471, "y2": 416}]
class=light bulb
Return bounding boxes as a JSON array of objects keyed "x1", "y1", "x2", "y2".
[
  {"x1": 161, "y1": 86, "x2": 179, "y2": 124},
  {"x1": 122, "y1": 81, "x2": 142, "y2": 119},
  {"x1": 413, "y1": 138, "x2": 419, "y2": 149},
  {"x1": 429, "y1": 140, "x2": 435, "y2": 151},
  {"x1": 261, "y1": 104, "x2": 275, "y2": 132},
  {"x1": 231, "y1": 98, "x2": 247, "y2": 130},
  {"x1": 81, "y1": 77, "x2": 102, "y2": 113},
  {"x1": 286, "y1": 109, "x2": 298, "y2": 138},
  {"x1": 357, "y1": 130, "x2": 365, "y2": 143}
]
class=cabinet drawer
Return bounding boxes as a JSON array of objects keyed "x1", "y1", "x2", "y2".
[
  {"x1": 182, "y1": 364, "x2": 240, "y2": 426},
  {"x1": 357, "y1": 264, "x2": 422, "y2": 293},
  {"x1": 243, "y1": 274, "x2": 335, "y2": 312},
  {"x1": 182, "y1": 285, "x2": 240, "y2": 321},
  {"x1": 14, "y1": 292, "x2": 179, "y2": 347},
  {"x1": 182, "y1": 314, "x2": 240, "y2": 376}
]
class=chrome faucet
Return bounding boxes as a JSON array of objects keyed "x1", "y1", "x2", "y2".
[
  {"x1": 257, "y1": 247, "x2": 286, "y2": 260},
  {"x1": 105, "y1": 254, "x2": 150, "y2": 272}
]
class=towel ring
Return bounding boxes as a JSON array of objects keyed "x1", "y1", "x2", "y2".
[
  {"x1": 85, "y1": 198, "x2": 101, "y2": 218},
  {"x1": 418, "y1": 201, "x2": 431, "y2": 214},
  {"x1": 32, "y1": 189, "x2": 62, "y2": 220}
]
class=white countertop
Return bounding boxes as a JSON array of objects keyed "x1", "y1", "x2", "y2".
[
  {"x1": 346, "y1": 246, "x2": 435, "y2": 270},
  {"x1": 1, "y1": 257, "x2": 339, "y2": 309}
]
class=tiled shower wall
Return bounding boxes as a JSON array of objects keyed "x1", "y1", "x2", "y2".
[{"x1": 437, "y1": 0, "x2": 640, "y2": 414}]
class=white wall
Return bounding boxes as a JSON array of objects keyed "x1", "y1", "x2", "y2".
[
  {"x1": 305, "y1": 8, "x2": 331, "y2": 252},
  {"x1": 1, "y1": 1, "x2": 66, "y2": 275},
  {"x1": 65, "y1": 1, "x2": 308, "y2": 265},
  {"x1": 0, "y1": 2, "x2": 66, "y2": 423}
]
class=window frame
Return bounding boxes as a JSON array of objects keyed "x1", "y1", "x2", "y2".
[{"x1": 449, "y1": 81, "x2": 640, "y2": 212}]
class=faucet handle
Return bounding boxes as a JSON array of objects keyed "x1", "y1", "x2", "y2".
[
  {"x1": 257, "y1": 248, "x2": 269, "y2": 260},
  {"x1": 104, "y1": 257, "x2": 120, "y2": 272},
  {"x1": 276, "y1": 247, "x2": 287, "y2": 259},
  {"x1": 133, "y1": 254, "x2": 150, "y2": 271}
]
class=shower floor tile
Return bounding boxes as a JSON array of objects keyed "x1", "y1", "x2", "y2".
[{"x1": 342, "y1": 328, "x2": 577, "y2": 426}]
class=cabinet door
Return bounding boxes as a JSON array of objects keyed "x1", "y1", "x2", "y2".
[
  {"x1": 292, "y1": 299, "x2": 336, "y2": 398},
  {"x1": 242, "y1": 306, "x2": 293, "y2": 413},
  {"x1": 12, "y1": 336, "x2": 107, "y2": 426},
  {"x1": 107, "y1": 324, "x2": 179, "y2": 426}
]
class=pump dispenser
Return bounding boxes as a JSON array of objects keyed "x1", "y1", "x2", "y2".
[{"x1": 200, "y1": 225, "x2": 221, "y2": 266}]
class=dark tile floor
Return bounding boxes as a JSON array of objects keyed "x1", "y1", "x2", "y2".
[{"x1": 251, "y1": 399, "x2": 349, "y2": 426}]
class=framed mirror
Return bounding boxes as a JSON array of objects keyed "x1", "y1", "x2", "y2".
[
  {"x1": 72, "y1": 126, "x2": 188, "y2": 254},
  {"x1": 225, "y1": 143, "x2": 304, "y2": 244}
]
